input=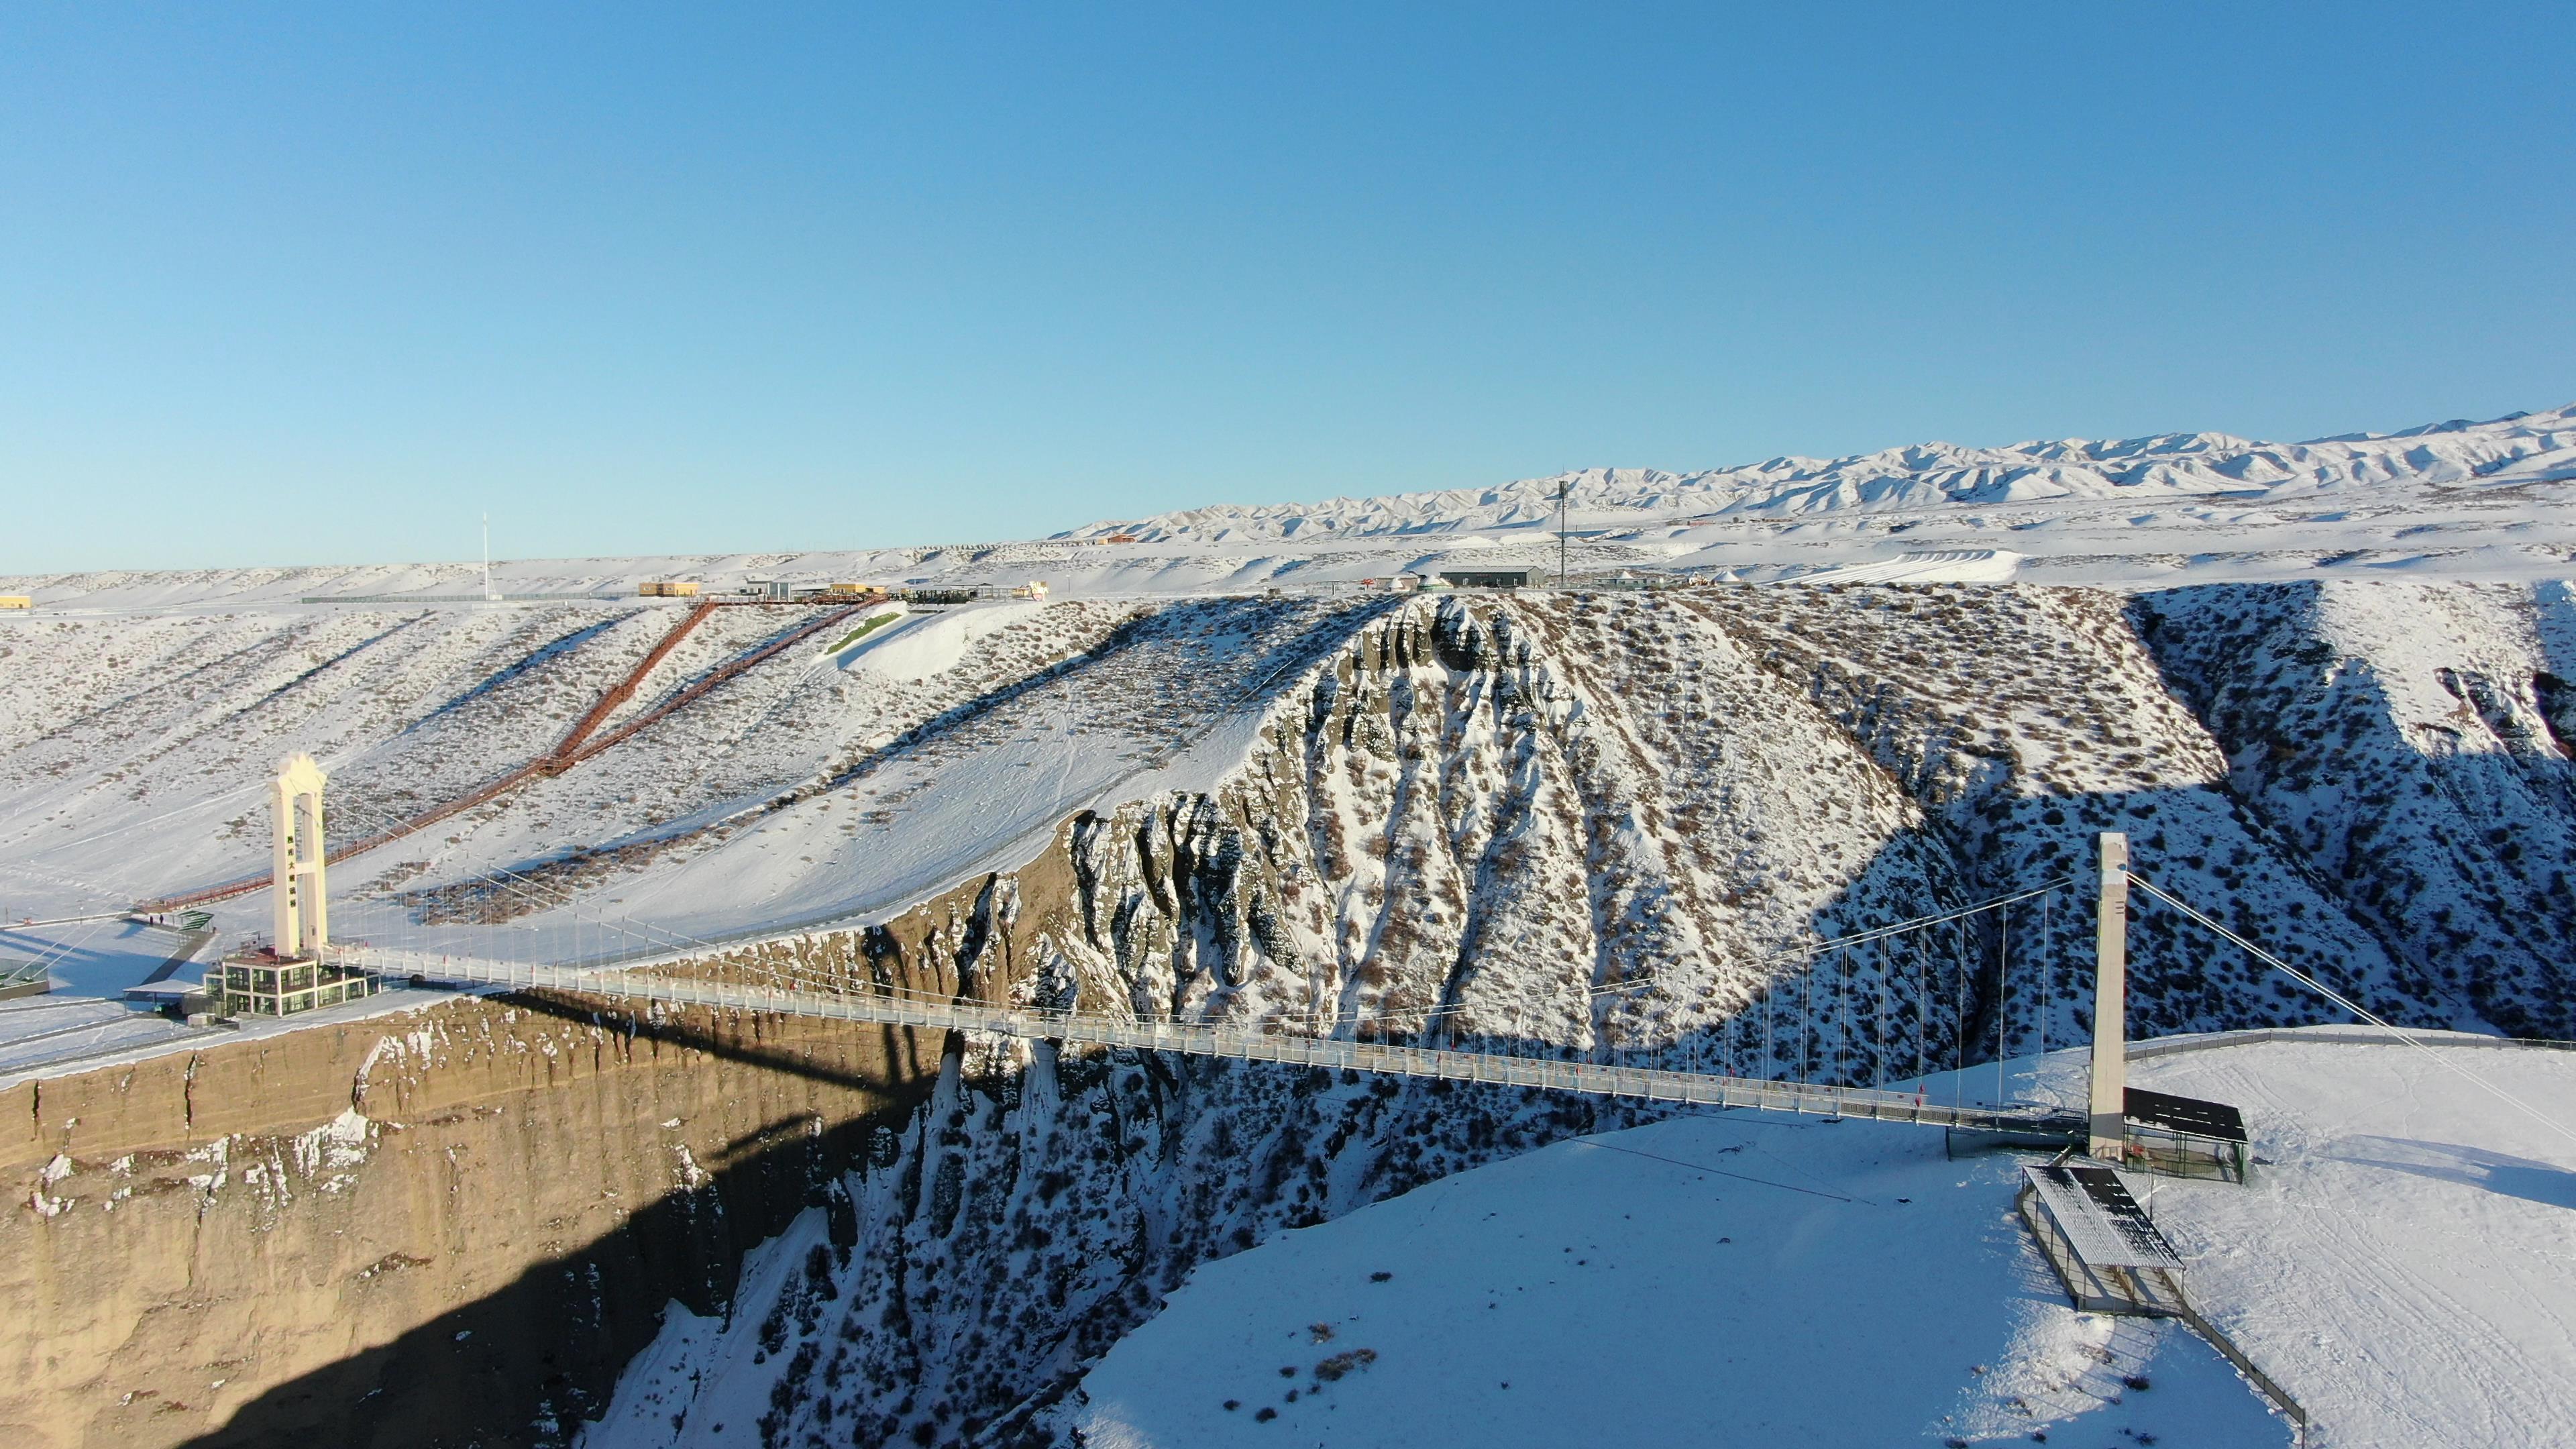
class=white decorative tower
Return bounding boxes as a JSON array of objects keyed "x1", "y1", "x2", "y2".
[
  {"x1": 2089, "y1": 831, "x2": 2130, "y2": 1159},
  {"x1": 271, "y1": 753, "x2": 329, "y2": 956}
]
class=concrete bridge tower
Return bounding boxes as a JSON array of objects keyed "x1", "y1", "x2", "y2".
[
  {"x1": 2090, "y1": 831, "x2": 2129, "y2": 1159},
  {"x1": 271, "y1": 753, "x2": 329, "y2": 956},
  {"x1": 211, "y1": 753, "x2": 382, "y2": 1020}
]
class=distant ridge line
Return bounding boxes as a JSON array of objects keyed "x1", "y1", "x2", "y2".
[{"x1": 299, "y1": 592, "x2": 625, "y2": 604}]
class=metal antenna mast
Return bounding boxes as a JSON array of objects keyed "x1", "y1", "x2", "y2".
[
  {"x1": 482, "y1": 513, "x2": 496, "y2": 602},
  {"x1": 1556, "y1": 479, "x2": 1570, "y2": 587}
]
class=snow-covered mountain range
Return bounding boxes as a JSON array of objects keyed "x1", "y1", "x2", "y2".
[
  {"x1": 1065, "y1": 404, "x2": 2576, "y2": 542},
  {"x1": 9, "y1": 403, "x2": 2576, "y2": 608}
]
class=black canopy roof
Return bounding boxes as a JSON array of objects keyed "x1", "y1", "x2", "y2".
[{"x1": 2125, "y1": 1086, "x2": 2247, "y2": 1143}]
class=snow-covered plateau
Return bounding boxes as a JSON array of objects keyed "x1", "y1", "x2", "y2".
[{"x1": 2, "y1": 400, "x2": 2572, "y2": 1449}]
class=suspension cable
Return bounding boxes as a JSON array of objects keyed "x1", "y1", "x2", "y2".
[
  {"x1": 1793, "y1": 878, "x2": 2073, "y2": 960},
  {"x1": 2130, "y1": 874, "x2": 2576, "y2": 1150},
  {"x1": 321, "y1": 788, "x2": 2086, "y2": 1084}
]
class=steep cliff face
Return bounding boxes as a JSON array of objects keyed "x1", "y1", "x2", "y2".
[
  {"x1": 2138, "y1": 579, "x2": 2576, "y2": 1036},
  {"x1": 0, "y1": 996, "x2": 935, "y2": 1449},
  {"x1": 0, "y1": 840, "x2": 1085, "y2": 1449}
]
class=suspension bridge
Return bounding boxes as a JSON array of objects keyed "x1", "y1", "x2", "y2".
[
  {"x1": 330, "y1": 940, "x2": 2090, "y2": 1137},
  {"x1": 114, "y1": 741, "x2": 2364, "y2": 1173},
  {"x1": 249, "y1": 777, "x2": 2164, "y2": 1146}
]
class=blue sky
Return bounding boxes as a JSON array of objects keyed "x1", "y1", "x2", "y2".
[{"x1": 4, "y1": 3, "x2": 2569, "y2": 572}]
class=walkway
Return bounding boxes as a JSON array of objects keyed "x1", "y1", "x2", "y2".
[{"x1": 341, "y1": 946, "x2": 2086, "y2": 1139}]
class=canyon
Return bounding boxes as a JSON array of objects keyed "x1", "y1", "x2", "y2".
[{"x1": 4, "y1": 572, "x2": 2573, "y2": 1446}]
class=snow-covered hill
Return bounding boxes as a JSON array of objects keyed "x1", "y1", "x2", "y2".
[{"x1": 1038, "y1": 1032, "x2": 2575, "y2": 1449}]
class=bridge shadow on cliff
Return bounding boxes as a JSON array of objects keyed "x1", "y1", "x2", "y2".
[{"x1": 178, "y1": 992, "x2": 953, "y2": 1449}]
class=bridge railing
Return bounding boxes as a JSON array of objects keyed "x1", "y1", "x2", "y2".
[{"x1": 341, "y1": 947, "x2": 2082, "y2": 1140}]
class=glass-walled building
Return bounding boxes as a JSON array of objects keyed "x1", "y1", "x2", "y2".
[{"x1": 214, "y1": 946, "x2": 382, "y2": 1017}]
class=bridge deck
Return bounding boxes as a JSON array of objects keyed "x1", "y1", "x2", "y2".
[{"x1": 345, "y1": 949, "x2": 2084, "y2": 1140}]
